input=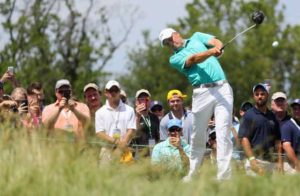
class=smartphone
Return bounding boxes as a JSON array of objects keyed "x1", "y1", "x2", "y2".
[
  {"x1": 138, "y1": 98, "x2": 148, "y2": 111},
  {"x1": 7, "y1": 66, "x2": 14, "y2": 75},
  {"x1": 21, "y1": 99, "x2": 28, "y2": 113},
  {"x1": 21, "y1": 99, "x2": 28, "y2": 107}
]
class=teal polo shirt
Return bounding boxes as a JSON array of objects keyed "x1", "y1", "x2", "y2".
[
  {"x1": 169, "y1": 32, "x2": 226, "y2": 86},
  {"x1": 151, "y1": 138, "x2": 190, "y2": 171}
]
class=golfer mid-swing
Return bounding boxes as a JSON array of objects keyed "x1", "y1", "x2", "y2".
[{"x1": 159, "y1": 28, "x2": 233, "y2": 181}]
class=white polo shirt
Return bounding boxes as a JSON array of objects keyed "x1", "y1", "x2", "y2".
[{"x1": 95, "y1": 100, "x2": 136, "y2": 138}]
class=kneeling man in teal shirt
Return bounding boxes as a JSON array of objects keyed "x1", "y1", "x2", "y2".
[{"x1": 151, "y1": 119, "x2": 190, "y2": 173}]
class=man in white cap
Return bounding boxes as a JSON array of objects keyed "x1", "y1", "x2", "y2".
[
  {"x1": 271, "y1": 91, "x2": 290, "y2": 126},
  {"x1": 83, "y1": 83, "x2": 102, "y2": 117},
  {"x1": 95, "y1": 80, "x2": 136, "y2": 163},
  {"x1": 134, "y1": 89, "x2": 160, "y2": 157},
  {"x1": 159, "y1": 28, "x2": 233, "y2": 181},
  {"x1": 42, "y1": 79, "x2": 90, "y2": 140},
  {"x1": 83, "y1": 83, "x2": 102, "y2": 137}
]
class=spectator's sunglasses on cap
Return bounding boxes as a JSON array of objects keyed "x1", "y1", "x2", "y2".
[
  {"x1": 169, "y1": 126, "x2": 182, "y2": 132},
  {"x1": 151, "y1": 105, "x2": 163, "y2": 112}
]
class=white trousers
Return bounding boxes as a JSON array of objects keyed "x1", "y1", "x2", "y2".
[{"x1": 187, "y1": 82, "x2": 233, "y2": 180}]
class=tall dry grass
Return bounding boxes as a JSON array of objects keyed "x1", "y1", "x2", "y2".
[{"x1": 1, "y1": 122, "x2": 300, "y2": 196}]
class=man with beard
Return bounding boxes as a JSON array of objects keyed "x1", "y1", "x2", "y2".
[
  {"x1": 159, "y1": 89, "x2": 193, "y2": 144},
  {"x1": 238, "y1": 83, "x2": 282, "y2": 176}
]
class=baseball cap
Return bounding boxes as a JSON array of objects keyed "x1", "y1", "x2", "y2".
[
  {"x1": 135, "y1": 89, "x2": 151, "y2": 98},
  {"x1": 167, "y1": 119, "x2": 183, "y2": 129},
  {"x1": 291, "y1": 99, "x2": 300, "y2": 107},
  {"x1": 159, "y1": 28, "x2": 176, "y2": 46},
  {"x1": 167, "y1": 89, "x2": 187, "y2": 101},
  {"x1": 240, "y1": 101, "x2": 253, "y2": 112},
  {"x1": 105, "y1": 80, "x2": 120, "y2": 90},
  {"x1": 252, "y1": 83, "x2": 269, "y2": 93},
  {"x1": 150, "y1": 100, "x2": 163, "y2": 111},
  {"x1": 271, "y1": 92, "x2": 287, "y2": 100},
  {"x1": 120, "y1": 89, "x2": 127, "y2": 97},
  {"x1": 55, "y1": 79, "x2": 71, "y2": 89},
  {"x1": 83, "y1": 83, "x2": 99, "y2": 93}
]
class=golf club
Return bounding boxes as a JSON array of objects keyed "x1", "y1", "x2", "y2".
[{"x1": 221, "y1": 10, "x2": 265, "y2": 51}]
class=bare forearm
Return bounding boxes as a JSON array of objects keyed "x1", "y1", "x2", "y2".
[
  {"x1": 178, "y1": 147, "x2": 190, "y2": 170},
  {"x1": 96, "y1": 131, "x2": 115, "y2": 144},
  {"x1": 123, "y1": 129, "x2": 135, "y2": 144},
  {"x1": 208, "y1": 38, "x2": 223, "y2": 49},
  {"x1": 241, "y1": 137, "x2": 255, "y2": 158},
  {"x1": 276, "y1": 140, "x2": 283, "y2": 165},
  {"x1": 72, "y1": 107, "x2": 90, "y2": 126},
  {"x1": 283, "y1": 143, "x2": 299, "y2": 168}
]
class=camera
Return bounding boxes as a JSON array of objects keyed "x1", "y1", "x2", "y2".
[
  {"x1": 10, "y1": 105, "x2": 18, "y2": 113},
  {"x1": 63, "y1": 90, "x2": 71, "y2": 100}
]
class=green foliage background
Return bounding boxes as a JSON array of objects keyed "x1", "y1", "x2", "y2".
[{"x1": 1, "y1": 0, "x2": 299, "y2": 109}]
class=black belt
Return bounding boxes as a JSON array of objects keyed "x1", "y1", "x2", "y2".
[{"x1": 193, "y1": 80, "x2": 227, "y2": 89}]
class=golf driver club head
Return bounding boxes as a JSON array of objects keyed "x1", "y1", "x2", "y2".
[
  {"x1": 252, "y1": 10, "x2": 265, "y2": 25},
  {"x1": 221, "y1": 10, "x2": 265, "y2": 51}
]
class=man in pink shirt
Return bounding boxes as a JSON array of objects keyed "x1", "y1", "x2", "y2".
[{"x1": 42, "y1": 79, "x2": 90, "y2": 140}]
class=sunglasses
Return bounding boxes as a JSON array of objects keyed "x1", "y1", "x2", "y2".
[
  {"x1": 107, "y1": 88, "x2": 120, "y2": 93},
  {"x1": 169, "y1": 126, "x2": 182, "y2": 132},
  {"x1": 58, "y1": 90, "x2": 71, "y2": 94}
]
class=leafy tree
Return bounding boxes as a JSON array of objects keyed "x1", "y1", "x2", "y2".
[
  {"x1": 0, "y1": 0, "x2": 136, "y2": 103},
  {"x1": 121, "y1": 0, "x2": 300, "y2": 111}
]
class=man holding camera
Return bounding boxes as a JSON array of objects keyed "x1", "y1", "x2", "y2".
[
  {"x1": 133, "y1": 89, "x2": 160, "y2": 157},
  {"x1": 42, "y1": 79, "x2": 90, "y2": 140},
  {"x1": 152, "y1": 119, "x2": 190, "y2": 173}
]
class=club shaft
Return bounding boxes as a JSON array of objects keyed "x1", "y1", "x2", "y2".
[{"x1": 221, "y1": 24, "x2": 257, "y2": 50}]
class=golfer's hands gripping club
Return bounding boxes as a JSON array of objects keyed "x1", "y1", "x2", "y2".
[{"x1": 210, "y1": 47, "x2": 223, "y2": 58}]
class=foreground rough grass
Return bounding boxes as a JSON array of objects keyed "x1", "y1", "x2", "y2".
[{"x1": 1, "y1": 125, "x2": 300, "y2": 196}]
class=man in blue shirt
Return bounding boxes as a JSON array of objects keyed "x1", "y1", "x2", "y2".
[
  {"x1": 239, "y1": 83, "x2": 282, "y2": 176},
  {"x1": 281, "y1": 99, "x2": 300, "y2": 173},
  {"x1": 152, "y1": 119, "x2": 190, "y2": 173},
  {"x1": 159, "y1": 28, "x2": 233, "y2": 180}
]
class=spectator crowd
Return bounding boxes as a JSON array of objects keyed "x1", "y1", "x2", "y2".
[{"x1": 1, "y1": 69, "x2": 300, "y2": 178}]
